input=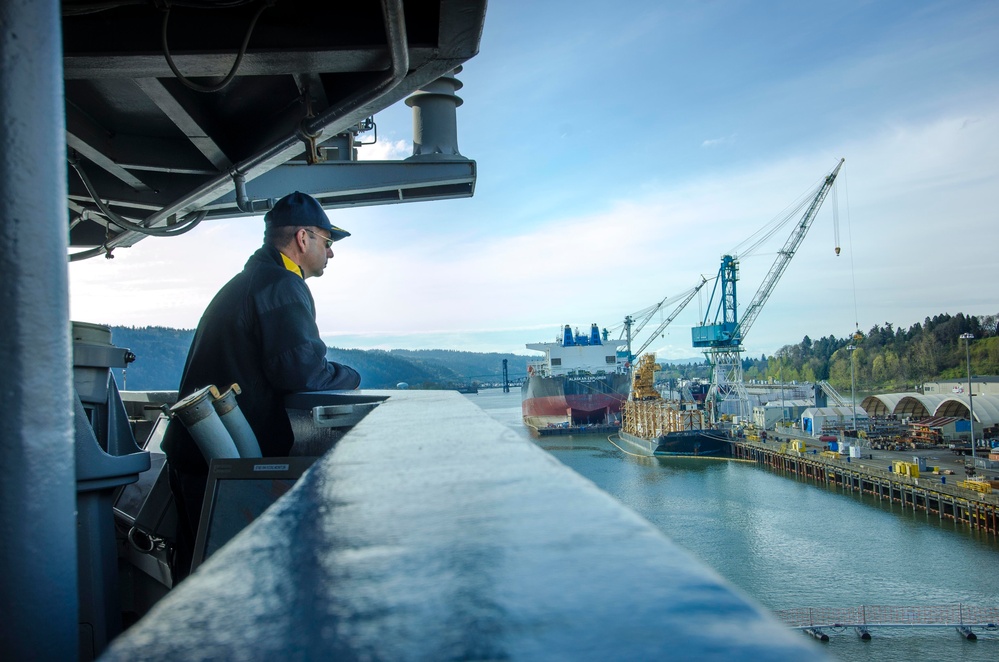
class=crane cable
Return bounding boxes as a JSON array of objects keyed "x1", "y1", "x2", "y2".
[
  {"x1": 842, "y1": 169, "x2": 861, "y2": 335},
  {"x1": 611, "y1": 276, "x2": 717, "y2": 343},
  {"x1": 728, "y1": 174, "x2": 826, "y2": 259}
]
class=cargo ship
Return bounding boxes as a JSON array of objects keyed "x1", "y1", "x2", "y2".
[
  {"x1": 618, "y1": 354, "x2": 731, "y2": 456},
  {"x1": 522, "y1": 324, "x2": 630, "y2": 435}
]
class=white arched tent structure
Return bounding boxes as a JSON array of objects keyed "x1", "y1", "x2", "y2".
[
  {"x1": 893, "y1": 394, "x2": 951, "y2": 419},
  {"x1": 860, "y1": 394, "x2": 906, "y2": 417},
  {"x1": 935, "y1": 394, "x2": 999, "y2": 428}
]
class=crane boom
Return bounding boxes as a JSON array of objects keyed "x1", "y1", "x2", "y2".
[
  {"x1": 631, "y1": 296, "x2": 670, "y2": 341},
  {"x1": 690, "y1": 158, "x2": 846, "y2": 423},
  {"x1": 633, "y1": 276, "x2": 709, "y2": 357},
  {"x1": 735, "y1": 158, "x2": 844, "y2": 342}
]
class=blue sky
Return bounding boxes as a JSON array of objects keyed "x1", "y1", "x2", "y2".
[{"x1": 70, "y1": 0, "x2": 999, "y2": 360}]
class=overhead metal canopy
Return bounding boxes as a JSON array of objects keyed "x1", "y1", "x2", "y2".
[{"x1": 62, "y1": 0, "x2": 486, "y2": 258}]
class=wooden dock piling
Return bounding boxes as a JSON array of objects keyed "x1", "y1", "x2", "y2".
[{"x1": 732, "y1": 441, "x2": 999, "y2": 536}]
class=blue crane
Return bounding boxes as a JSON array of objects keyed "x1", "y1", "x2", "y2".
[{"x1": 692, "y1": 158, "x2": 845, "y2": 419}]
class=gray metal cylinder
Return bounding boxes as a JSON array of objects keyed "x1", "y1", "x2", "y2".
[
  {"x1": 171, "y1": 386, "x2": 240, "y2": 461},
  {"x1": 212, "y1": 385, "x2": 262, "y2": 458},
  {"x1": 405, "y1": 67, "x2": 466, "y2": 160},
  {"x1": 0, "y1": 1, "x2": 78, "y2": 659}
]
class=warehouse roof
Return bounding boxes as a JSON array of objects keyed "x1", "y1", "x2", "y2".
[{"x1": 861, "y1": 392, "x2": 999, "y2": 428}]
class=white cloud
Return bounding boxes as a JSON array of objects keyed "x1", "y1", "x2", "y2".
[
  {"x1": 356, "y1": 138, "x2": 411, "y2": 161},
  {"x1": 310, "y1": 106, "x2": 999, "y2": 355},
  {"x1": 702, "y1": 135, "x2": 736, "y2": 148},
  {"x1": 70, "y1": 103, "x2": 998, "y2": 360}
]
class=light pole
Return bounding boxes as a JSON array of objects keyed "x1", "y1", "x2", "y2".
[
  {"x1": 780, "y1": 364, "x2": 785, "y2": 431},
  {"x1": 960, "y1": 332, "x2": 976, "y2": 462},
  {"x1": 846, "y1": 344, "x2": 857, "y2": 431}
]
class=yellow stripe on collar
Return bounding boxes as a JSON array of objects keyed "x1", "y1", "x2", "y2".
[{"x1": 279, "y1": 251, "x2": 304, "y2": 278}]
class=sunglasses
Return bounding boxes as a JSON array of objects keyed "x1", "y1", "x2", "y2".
[{"x1": 304, "y1": 228, "x2": 334, "y2": 249}]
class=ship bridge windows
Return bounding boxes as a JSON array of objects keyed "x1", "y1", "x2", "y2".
[
  {"x1": 605, "y1": 356, "x2": 616, "y2": 364},
  {"x1": 551, "y1": 358, "x2": 562, "y2": 366}
]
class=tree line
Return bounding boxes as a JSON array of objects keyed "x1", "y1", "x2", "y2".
[
  {"x1": 755, "y1": 312, "x2": 999, "y2": 393},
  {"x1": 657, "y1": 312, "x2": 998, "y2": 395},
  {"x1": 105, "y1": 313, "x2": 999, "y2": 395}
]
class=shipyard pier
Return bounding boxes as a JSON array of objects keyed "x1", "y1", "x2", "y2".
[{"x1": 730, "y1": 437, "x2": 999, "y2": 535}]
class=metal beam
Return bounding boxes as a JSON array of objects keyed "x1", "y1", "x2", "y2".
[
  {"x1": 133, "y1": 78, "x2": 232, "y2": 171},
  {"x1": 292, "y1": 73, "x2": 330, "y2": 110},
  {"x1": 65, "y1": 103, "x2": 153, "y2": 192},
  {"x1": 66, "y1": 102, "x2": 218, "y2": 179},
  {"x1": 63, "y1": 0, "x2": 487, "y2": 252},
  {"x1": 67, "y1": 160, "x2": 477, "y2": 247},
  {"x1": 66, "y1": 137, "x2": 152, "y2": 193},
  {"x1": 208, "y1": 160, "x2": 476, "y2": 215},
  {"x1": 63, "y1": 48, "x2": 440, "y2": 80}
]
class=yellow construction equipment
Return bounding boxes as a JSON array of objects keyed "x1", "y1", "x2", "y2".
[
  {"x1": 958, "y1": 478, "x2": 993, "y2": 494},
  {"x1": 630, "y1": 354, "x2": 661, "y2": 401}
]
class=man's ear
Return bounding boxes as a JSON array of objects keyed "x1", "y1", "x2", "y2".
[{"x1": 293, "y1": 228, "x2": 309, "y2": 253}]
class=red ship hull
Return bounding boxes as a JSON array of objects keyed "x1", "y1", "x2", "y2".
[{"x1": 521, "y1": 373, "x2": 629, "y2": 425}]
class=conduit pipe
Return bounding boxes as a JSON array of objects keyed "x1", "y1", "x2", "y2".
[
  {"x1": 170, "y1": 386, "x2": 240, "y2": 462},
  {"x1": 211, "y1": 384, "x2": 262, "y2": 458}
]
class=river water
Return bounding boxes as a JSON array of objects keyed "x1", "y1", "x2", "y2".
[{"x1": 468, "y1": 388, "x2": 999, "y2": 661}]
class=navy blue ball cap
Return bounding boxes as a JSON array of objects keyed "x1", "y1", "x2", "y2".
[{"x1": 265, "y1": 191, "x2": 350, "y2": 241}]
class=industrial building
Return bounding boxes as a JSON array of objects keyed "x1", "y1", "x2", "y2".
[
  {"x1": 860, "y1": 390, "x2": 999, "y2": 441},
  {"x1": 922, "y1": 376, "x2": 999, "y2": 396},
  {"x1": 752, "y1": 399, "x2": 811, "y2": 431},
  {"x1": 801, "y1": 406, "x2": 870, "y2": 437}
]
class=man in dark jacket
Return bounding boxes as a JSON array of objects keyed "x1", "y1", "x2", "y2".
[{"x1": 163, "y1": 191, "x2": 360, "y2": 577}]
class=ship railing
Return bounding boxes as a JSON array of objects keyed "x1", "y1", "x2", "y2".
[{"x1": 104, "y1": 390, "x2": 820, "y2": 660}]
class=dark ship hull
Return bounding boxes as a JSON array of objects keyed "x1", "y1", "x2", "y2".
[{"x1": 618, "y1": 429, "x2": 731, "y2": 457}]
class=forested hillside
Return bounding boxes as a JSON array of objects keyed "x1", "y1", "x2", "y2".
[
  {"x1": 107, "y1": 312, "x2": 997, "y2": 395},
  {"x1": 110, "y1": 326, "x2": 194, "y2": 391},
  {"x1": 108, "y1": 326, "x2": 530, "y2": 391},
  {"x1": 756, "y1": 312, "x2": 999, "y2": 393},
  {"x1": 650, "y1": 312, "x2": 999, "y2": 393}
]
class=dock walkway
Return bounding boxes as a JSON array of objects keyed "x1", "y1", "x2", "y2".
[
  {"x1": 773, "y1": 605, "x2": 999, "y2": 641},
  {"x1": 775, "y1": 604, "x2": 999, "y2": 629}
]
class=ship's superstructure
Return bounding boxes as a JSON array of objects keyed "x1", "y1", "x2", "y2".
[{"x1": 522, "y1": 324, "x2": 629, "y2": 431}]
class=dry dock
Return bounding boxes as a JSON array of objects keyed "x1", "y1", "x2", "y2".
[{"x1": 732, "y1": 440, "x2": 999, "y2": 536}]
